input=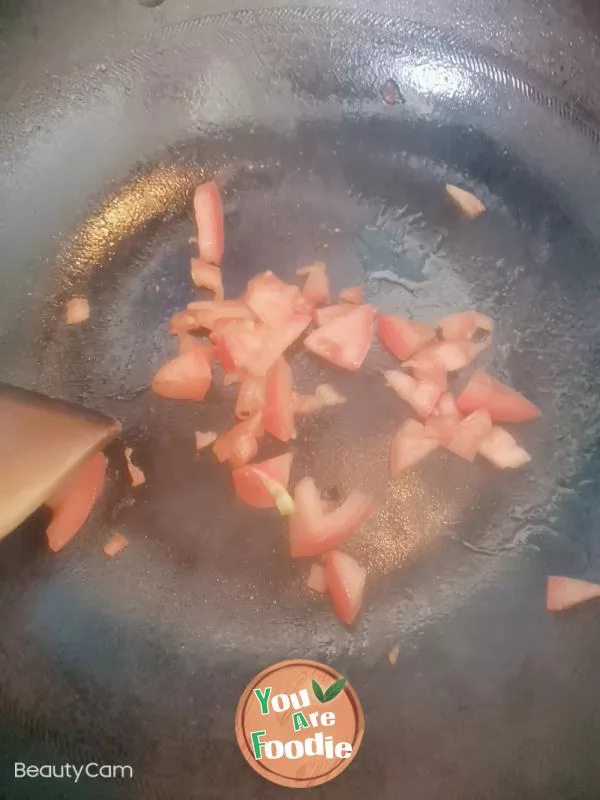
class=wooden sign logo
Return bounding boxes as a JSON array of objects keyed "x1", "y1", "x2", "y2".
[{"x1": 235, "y1": 659, "x2": 364, "y2": 788}]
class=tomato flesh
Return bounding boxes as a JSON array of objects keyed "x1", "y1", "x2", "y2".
[
  {"x1": 190, "y1": 258, "x2": 224, "y2": 300},
  {"x1": 304, "y1": 304, "x2": 375, "y2": 371},
  {"x1": 235, "y1": 375, "x2": 266, "y2": 420},
  {"x1": 546, "y1": 576, "x2": 600, "y2": 611},
  {"x1": 456, "y1": 370, "x2": 541, "y2": 423},
  {"x1": 338, "y1": 285, "x2": 364, "y2": 304},
  {"x1": 297, "y1": 262, "x2": 330, "y2": 307},
  {"x1": 384, "y1": 370, "x2": 442, "y2": 420},
  {"x1": 405, "y1": 339, "x2": 489, "y2": 372},
  {"x1": 232, "y1": 453, "x2": 293, "y2": 509},
  {"x1": 289, "y1": 477, "x2": 375, "y2": 558},
  {"x1": 263, "y1": 358, "x2": 295, "y2": 442},
  {"x1": 437, "y1": 310, "x2": 493, "y2": 341},
  {"x1": 314, "y1": 304, "x2": 355, "y2": 327},
  {"x1": 152, "y1": 345, "x2": 213, "y2": 401},
  {"x1": 46, "y1": 452, "x2": 106, "y2": 552},
  {"x1": 478, "y1": 426, "x2": 531, "y2": 469},
  {"x1": 214, "y1": 314, "x2": 311, "y2": 377},
  {"x1": 193, "y1": 180, "x2": 224, "y2": 265},
  {"x1": 212, "y1": 413, "x2": 264, "y2": 468},
  {"x1": 446, "y1": 409, "x2": 493, "y2": 462},
  {"x1": 324, "y1": 550, "x2": 367, "y2": 626},
  {"x1": 377, "y1": 314, "x2": 436, "y2": 361},
  {"x1": 244, "y1": 271, "x2": 309, "y2": 327},
  {"x1": 389, "y1": 419, "x2": 438, "y2": 477}
]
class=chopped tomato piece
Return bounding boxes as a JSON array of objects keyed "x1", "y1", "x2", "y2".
[
  {"x1": 405, "y1": 339, "x2": 489, "y2": 372},
  {"x1": 338, "y1": 285, "x2": 364, "y2": 304},
  {"x1": 307, "y1": 563, "x2": 328, "y2": 593},
  {"x1": 212, "y1": 413, "x2": 264, "y2": 468},
  {"x1": 232, "y1": 453, "x2": 293, "y2": 509},
  {"x1": 152, "y1": 345, "x2": 213, "y2": 401},
  {"x1": 437, "y1": 310, "x2": 494, "y2": 341},
  {"x1": 289, "y1": 477, "x2": 375, "y2": 558},
  {"x1": 195, "y1": 430, "x2": 218, "y2": 450},
  {"x1": 389, "y1": 419, "x2": 438, "y2": 477},
  {"x1": 409, "y1": 359, "x2": 447, "y2": 392},
  {"x1": 183, "y1": 299, "x2": 254, "y2": 332},
  {"x1": 478, "y1": 426, "x2": 531, "y2": 469},
  {"x1": 446, "y1": 409, "x2": 493, "y2": 462},
  {"x1": 235, "y1": 375, "x2": 266, "y2": 420},
  {"x1": 124, "y1": 447, "x2": 146, "y2": 486},
  {"x1": 304, "y1": 304, "x2": 375, "y2": 371},
  {"x1": 104, "y1": 532, "x2": 128, "y2": 557},
  {"x1": 314, "y1": 304, "x2": 355, "y2": 327},
  {"x1": 193, "y1": 180, "x2": 224, "y2": 265},
  {"x1": 66, "y1": 297, "x2": 90, "y2": 325},
  {"x1": 244, "y1": 271, "x2": 309, "y2": 327},
  {"x1": 190, "y1": 258, "x2": 224, "y2": 300},
  {"x1": 384, "y1": 370, "x2": 442, "y2": 420},
  {"x1": 297, "y1": 262, "x2": 330, "y2": 307},
  {"x1": 377, "y1": 314, "x2": 436, "y2": 361},
  {"x1": 169, "y1": 309, "x2": 202, "y2": 334},
  {"x1": 177, "y1": 332, "x2": 208, "y2": 356},
  {"x1": 214, "y1": 314, "x2": 311, "y2": 377},
  {"x1": 263, "y1": 358, "x2": 295, "y2": 442},
  {"x1": 456, "y1": 370, "x2": 541, "y2": 423},
  {"x1": 546, "y1": 576, "x2": 600, "y2": 611},
  {"x1": 424, "y1": 392, "x2": 461, "y2": 445},
  {"x1": 46, "y1": 452, "x2": 106, "y2": 552},
  {"x1": 293, "y1": 384, "x2": 346, "y2": 414},
  {"x1": 324, "y1": 550, "x2": 367, "y2": 626},
  {"x1": 445, "y1": 184, "x2": 486, "y2": 218}
]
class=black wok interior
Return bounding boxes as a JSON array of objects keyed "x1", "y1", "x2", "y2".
[{"x1": 2, "y1": 5, "x2": 600, "y2": 798}]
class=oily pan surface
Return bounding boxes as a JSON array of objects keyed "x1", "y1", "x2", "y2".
[{"x1": 1, "y1": 10, "x2": 600, "y2": 799}]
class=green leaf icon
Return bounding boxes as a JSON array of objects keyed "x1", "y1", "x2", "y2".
[
  {"x1": 323, "y1": 677, "x2": 347, "y2": 702},
  {"x1": 312, "y1": 679, "x2": 325, "y2": 703}
]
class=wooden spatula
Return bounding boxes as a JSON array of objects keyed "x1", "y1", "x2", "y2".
[{"x1": 0, "y1": 382, "x2": 121, "y2": 540}]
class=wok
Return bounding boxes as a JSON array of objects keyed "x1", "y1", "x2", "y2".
[{"x1": 2, "y1": 2, "x2": 600, "y2": 798}]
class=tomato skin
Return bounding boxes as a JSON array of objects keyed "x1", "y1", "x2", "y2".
[
  {"x1": 193, "y1": 180, "x2": 224, "y2": 265},
  {"x1": 46, "y1": 452, "x2": 106, "y2": 552},
  {"x1": 212, "y1": 413, "x2": 264, "y2": 468},
  {"x1": 152, "y1": 345, "x2": 213, "y2": 401},
  {"x1": 546, "y1": 576, "x2": 600, "y2": 611},
  {"x1": 289, "y1": 478, "x2": 375, "y2": 558},
  {"x1": 232, "y1": 453, "x2": 293, "y2": 509},
  {"x1": 456, "y1": 370, "x2": 541, "y2": 423},
  {"x1": 324, "y1": 550, "x2": 367, "y2": 626},
  {"x1": 263, "y1": 358, "x2": 295, "y2": 442},
  {"x1": 377, "y1": 314, "x2": 436, "y2": 361},
  {"x1": 389, "y1": 419, "x2": 438, "y2": 477},
  {"x1": 304, "y1": 304, "x2": 375, "y2": 371}
]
